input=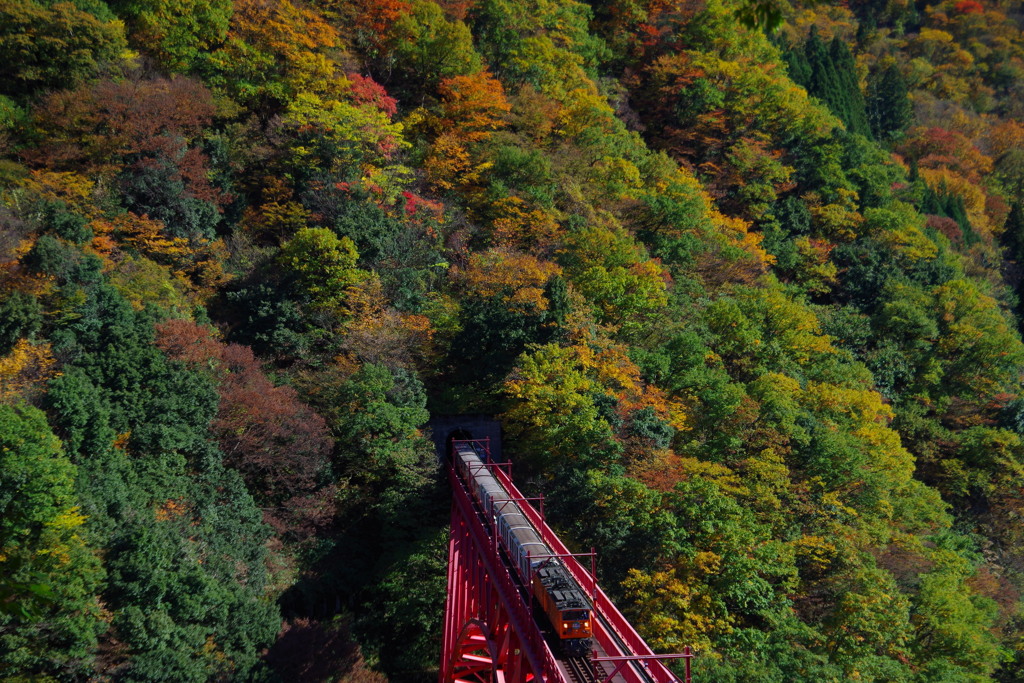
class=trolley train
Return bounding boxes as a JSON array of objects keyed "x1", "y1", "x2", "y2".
[{"x1": 453, "y1": 442, "x2": 593, "y2": 658}]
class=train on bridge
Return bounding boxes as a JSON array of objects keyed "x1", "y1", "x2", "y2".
[
  {"x1": 452, "y1": 441, "x2": 594, "y2": 657},
  {"x1": 443, "y1": 436, "x2": 691, "y2": 683}
]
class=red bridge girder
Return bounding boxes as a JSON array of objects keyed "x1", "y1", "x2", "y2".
[
  {"x1": 489, "y1": 467, "x2": 682, "y2": 683},
  {"x1": 441, "y1": 460, "x2": 561, "y2": 682},
  {"x1": 440, "y1": 440, "x2": 687, "y2": 683}
]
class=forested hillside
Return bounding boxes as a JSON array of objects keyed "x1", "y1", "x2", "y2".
[{"x1": 3, "y1": 0, "x2": 1024, "y2": 680}]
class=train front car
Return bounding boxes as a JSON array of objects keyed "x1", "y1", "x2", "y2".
[{"x1": 534, "y1": 560, "x2": 593, "y2": 657}]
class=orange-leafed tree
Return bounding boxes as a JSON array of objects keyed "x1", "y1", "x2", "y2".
[
  {"x1": 437, "y1": 71, "x2": 511, "y2": 141},
  {"x1": 205, "y1": 0, "x2": 342, "y2": 114},
  {"x1": 423, "y1": 71, "x2": 511, "y2": 195},
  {"x1": 461, "y1": 248, "x2": 562, "y2": 313}
]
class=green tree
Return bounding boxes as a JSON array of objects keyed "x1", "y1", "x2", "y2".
[
  {"x1": 357, "y1": 528, "x2": 447, "y2": 675},
  {"x1": 307, "y1": 362, "x2": 434, "y2": 518},
  {"x1": 910, "y1": 547, "x2": 1003, "y2": 680},
  {"x1": 503, "y1": 343, "x2": 622, "y2": 471},
  {"x1": 39, "y1": 281, "x2": 281, "y2": 679},
  {"x1": 291, "y1": 361, "x2": 444, "y2": 677},
  {"x1": 108, "y1": 0, "x2": 232, "y2": 72},
  {"x1": 392, "y1": 0, "x2": 482, "y2": 92},
  {"x1": 559, "y1": 220, "x2": 670, "y2": 335},
  {"x1": 789, "y1": 31, "x2": 870, "y2": 138},
  {"x1": 118, "y1": 159, "x2": 221, "y2": 240},
  {"x1": 866, "y1": 63, "x2": 912, "y2": 141},
  {"x1": 0, "y1": 0, "x2": 127, "y2": 98},
  {"x1": 624, "y1": 474, "x2": 796, "y2": 652},
  {"x1": 224, "y1": 283, "x2": 312, "y2": 361},
  {"x1": 553, "y1": 469, "x2": 678, "y2": 586},
  {"x1": 0, "y1": 403, "x2": 104, "y2": 678},
  {"x1": 278, "y1": 227, "x2": 367, "y2": 313},
  {"x1": 1002, "y1": 200, "x2": 1024, "y2": 266},
  {"x1": 822, "y1": 569, "x2": 913, "y2": 679},
  {"x1": 826, "y1": 37, "x2": 870, "y2": 138},
  {"x1": 0, "y1": 291, "x2": 42, "y2": 355},
  {"x1": 281, "y1": 88, "x2": 410, "y2": 189}
]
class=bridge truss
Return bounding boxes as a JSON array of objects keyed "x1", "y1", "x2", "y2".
[{"x1": 440, "y1": 439, "x2": 692, "y2": 683}]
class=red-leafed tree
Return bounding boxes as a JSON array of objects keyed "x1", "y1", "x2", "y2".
[
  {"x1": 346, "y1": 73, "x2": 398, "y2": 117},
  {"x1": 953, "y1": 0, "x2": 984, "y2": 15},
  {"x1": 339, "y1": 0, "x2": 410, "y2": 54},
  {"x1": 899, "y1": 126, "x2": 993, "y2": 184},
  {"x1": 29, "y1": 76, "x2": 224, "y2": 207},
  {"x1": 155, "y1": 319, "x2": 336, "y2": 540},
  {"x1": 32, "y1": 77, "x2": 214, "y2": 166}
]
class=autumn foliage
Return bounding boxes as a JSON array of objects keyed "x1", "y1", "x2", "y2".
[
  {"x1": 6, "y1": 0, "x2": 1024, "y2": 679},
  {"x1": 156, "y1": 319, "x2": 335, "y2": 539}
]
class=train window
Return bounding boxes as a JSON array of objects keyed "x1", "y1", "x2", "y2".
[{"x1": 563, "y1": 610, "x2": 588, "y2": 621}]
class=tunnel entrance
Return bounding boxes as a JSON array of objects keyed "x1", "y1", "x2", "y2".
[
  {"x1": 446, "y1": 429, "x2": 473, "y2": 459},
  {"x1": 429, "y1": 415, "x2": 503, "y2": 462}
]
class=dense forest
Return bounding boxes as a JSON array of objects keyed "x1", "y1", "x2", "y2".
[{"x1": 3, "y1": 0, "x2": 1024, "y2": 680}]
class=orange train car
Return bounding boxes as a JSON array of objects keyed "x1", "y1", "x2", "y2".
[{"x1": 533, "y1": 560, "x2": 593, "y2": 657}]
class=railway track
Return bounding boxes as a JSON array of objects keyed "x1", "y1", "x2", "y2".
[{"x1": 564, "y1": 656, "x2": 603, "y2": 683}]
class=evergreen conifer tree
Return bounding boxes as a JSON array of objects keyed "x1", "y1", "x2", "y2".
[
  {"x1": 1004, "y1": 201, "x2": 1024, "y2": 264},
  {"x1": 791, "y1": 30, "x2": 871, "y2": 137},
  {"x1": 867, "y1": 63, "x2": 912, "y2": 140},
  {"x1": 828, "y1": 37, "x2": 871, "y2": 136}
]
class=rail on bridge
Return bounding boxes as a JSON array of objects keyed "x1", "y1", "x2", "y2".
[{"x1": 440, "y1": 438, "x2": 693, "y2": 683}]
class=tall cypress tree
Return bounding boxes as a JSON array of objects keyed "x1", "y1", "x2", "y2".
[
  {"x1": 792, "y1": 30, "x2": 871, "y2": 137},
  {"x1": 942, "y1": 193, "x2": 975, "y2": 244},
  {"x1": 784, "y1": 45, "x2": 811, "y2": 87},
  {"x1": 805, "y1": 29, "x2": 841, "y2": 106},
  {"x1": 921, "y1": 184, "x2": 943, "y2": 215},
  {"x1": 1001, "y1": 200, "x2": 1024, "y2": 263},
  {"x1": 867, "y1": 62, "x2": 913, "y2": 141},
  {"x1": 828, "y1": 37, "x2": 871, "y2": 136},
  {"x1": 1002, "y1": 200, "x2": 1024, "y2": 317}
]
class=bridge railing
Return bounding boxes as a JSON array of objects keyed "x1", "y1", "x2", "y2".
[
  {"x1": 490, "y1": 465, "x2": 683, "y2": 683},
  {"x1": 446, "y1": 457, "x2": 563, "y2": 679}
]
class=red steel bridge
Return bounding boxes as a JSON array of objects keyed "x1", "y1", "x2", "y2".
[{"x1": 441, "y1": 438, "x2": 693, "y2": 683}]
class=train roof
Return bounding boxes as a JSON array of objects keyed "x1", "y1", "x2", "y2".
[{"x1": 536, "y1": 561, "x2": 591, "y2": 610}]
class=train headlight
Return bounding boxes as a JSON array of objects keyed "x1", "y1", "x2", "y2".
[{"x1": 562, "y1": 623, "x2": 567, "y2": 629}]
